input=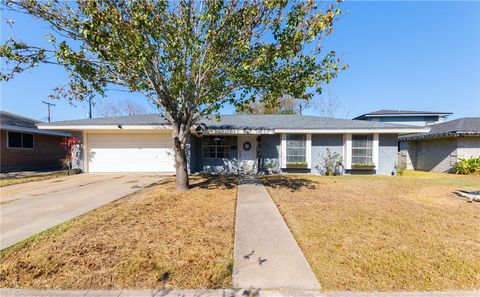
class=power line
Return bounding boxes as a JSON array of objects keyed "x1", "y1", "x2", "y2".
[{"x1": 41, "y1": 101, "x2": 56, "y2": 123}]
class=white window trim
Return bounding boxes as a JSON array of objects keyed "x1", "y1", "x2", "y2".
[
  {"x1": 202, "y1": 136, "x2": 231, "y2": 159},
  {"x1": 345, "y1": 133, "x2": 379, "y2": 169},
  {"x1": 306, "y1": 133, "x2": 312, "y2": 169},
  {"x1": 280, "y1": 133, "x2": 311, "y2": 169},
  {"x1": 343, "y1": 133, "x2": 352, "y2": 169},
  {"x1": 373, "y1": 133, "x2": 379, "y2": 167},
  {"x1": 6, "y1": 131, "x2": 35, "y2": 150}
]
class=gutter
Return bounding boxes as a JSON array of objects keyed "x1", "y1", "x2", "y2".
[{"x1": 400, "y1": 131, "x2": 480, "y2": 141}]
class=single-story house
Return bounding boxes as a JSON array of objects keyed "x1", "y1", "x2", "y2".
[
  {"x1": 0, "y1": 110, "x2": 71, "y2": 172},
  {"x1": 399, "y1": 117, "x2": 480, "y2": 172},
  {"x1": 353, "y1": 109, "x2": 452, "y2": 126},
  {"x1": 38, "y1": 114, "x2": 428, "y2": 175}
]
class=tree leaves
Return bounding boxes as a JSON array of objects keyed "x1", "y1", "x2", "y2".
[{"x1": 1, "y1": 0, "x2": 346, "y2": 131}]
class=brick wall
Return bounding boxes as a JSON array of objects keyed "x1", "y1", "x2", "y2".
[
  {"x1": 401, "y1": 138, "x2": 458, "y2": 173},
  {"x1": 0, "y1": 129, "x2": 66, "y2": 172},
  {"x1": 457, "y1": 137, "x2": 480, "y2": 159}
]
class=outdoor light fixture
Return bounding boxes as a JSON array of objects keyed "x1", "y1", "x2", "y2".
[{"x1": 195, "y1": 123, "x2": 207, "y2": 137}]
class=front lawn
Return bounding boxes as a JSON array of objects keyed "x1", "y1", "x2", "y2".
[
  {"x1": 0, "y1": 175, "x2": 237, "y2": 289},
  {"x1": 263, "y1": 172, "x2": 480, "y2": 291}
]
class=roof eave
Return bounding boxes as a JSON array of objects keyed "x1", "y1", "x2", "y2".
[
  {"x1": 363, "y1": 113, "x2": 452, "y2": 117},
  {"x1": 37, "y1": 124, "x2": 172, "y2": 131},
  {"x1": 1, "y1": 124, "x2": 71, "y2": 137}
]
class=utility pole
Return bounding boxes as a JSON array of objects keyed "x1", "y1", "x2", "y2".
[
  {"x1": 87, "y1": 98, "x2": 95, "y2": 119},
  {"x1": 42, "y1": 101, "x2": 56, "y2": 122}
]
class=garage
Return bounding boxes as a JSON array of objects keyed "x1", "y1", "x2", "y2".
[{"x1": 87, "y1": 133, "x2": 175, "y2": 173}]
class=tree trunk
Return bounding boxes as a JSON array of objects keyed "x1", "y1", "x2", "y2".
[
  {"x1": 172, "y1": 124, "x2": 190, "y2": 191},
  {"x1": 174, "y1": 145, "x2": 189, "y2": 191}
]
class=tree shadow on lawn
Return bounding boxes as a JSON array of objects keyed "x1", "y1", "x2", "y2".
[
  {"x1": 189, "y1": 174, "x2": 238, "y2": 190},
  {"x1": 262, "y1": 175, "x2": 317, "y2": 192}
]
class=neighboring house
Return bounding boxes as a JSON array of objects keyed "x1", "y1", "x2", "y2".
[
  {"x1": 0, "y1": 111, "x2": 70, "y2": 172},
  {"x1": 399, "y1": 117, "x2": 480, "y2": 172},
  {"x1": 38, "y1": 114, "x2": 427, "y2": 175},
  {"x1": 353, "y1": 110, "x2": 452, "y2": 126}
]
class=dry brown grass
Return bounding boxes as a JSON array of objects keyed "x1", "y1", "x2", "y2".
[
  {"x1": 0, "y1": 175, "x2": 237, "y2": 289},
  {"x1": 263, "y1": 172, "x2": 480, "y2": 291},
  {"x1": 0, "y1": 172, "x2": 68, "y2": 187}
]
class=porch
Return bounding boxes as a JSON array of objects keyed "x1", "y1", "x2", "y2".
[{"x1": 189, "y1": 134, "x2": 281, "y2": 174}]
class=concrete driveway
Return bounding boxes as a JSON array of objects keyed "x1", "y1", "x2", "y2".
[{"x1": 0, "y1": 173, "x2": 165, "y2": 249}]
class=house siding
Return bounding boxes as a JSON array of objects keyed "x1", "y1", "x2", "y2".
[
  {"x1": 193, "y1": 135, "x2": 239, "y2": 173},
  {"x1": 192, "y1": 133, "x2": 401, "y2": 175},
  {"x1": 310, "y1": 134, "x2": 344, "y2": 174},
  {"x1": 377, "y1": 134, "x2": 398, "y2": 175},
  {"x1": 0, "y1": 129, "x2": 66, "y2": 172},
  {"x1": 259, "y1": 134, "x2": 281, "y2": 171}
]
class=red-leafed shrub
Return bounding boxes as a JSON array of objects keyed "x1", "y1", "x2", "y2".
[{"x1": 61, "y1": 137, "x2": 81, "y2": 170}]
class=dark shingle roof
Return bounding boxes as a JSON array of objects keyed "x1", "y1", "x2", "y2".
[
  {"x1": 39, "y1": 113, "x2": 167, "y2": 126},
  {"x1": 0, "y1": 110, "x2": 41, "y2": 129},
  {"x1": 201, "y1": 114, "x2": 417, "y2": 130},
  {"x1": 1, "y1": 110, "x2": 71, "y2": 136},
  {"x1": 353, "y1": 109, "x2": 452, "y2": 120},
  {"x1": 365, "y1": 109, "x2": 452, "y2": 116},
  {"x1": 400, "y1": 117, "x2": 480, "y2": 141},
  {"x1": 40, "y1": 113, "x2": 423, "y2": 130}
]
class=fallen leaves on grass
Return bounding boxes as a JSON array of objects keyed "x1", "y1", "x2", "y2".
[
  {"x1": 0, "y1": 175, "x2": 237, "y2": 289},
  {"x1": 264, "y1": 173, "x2": 480, "y2": 291}
]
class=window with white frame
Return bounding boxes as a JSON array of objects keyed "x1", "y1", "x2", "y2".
[
  {"x1": 351, "y1": 134, "x2": 373, "y2": 164},
  {"x1": 7, "y1": 131, "x2": 34, "y2": 149},
  {"x1": 286, "y1": 134, "x2": 306, "y2": 163},
  {"x1": 202, "y1": 136, "x2": 231, "y2": 159}
]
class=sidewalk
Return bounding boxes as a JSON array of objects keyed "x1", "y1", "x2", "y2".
[
  {"x1": 1, "y1": 288, "x2": 478, "y2": 297},
  {"x1": 233, "y1": 177, "x2": 320, "y2": 290}
]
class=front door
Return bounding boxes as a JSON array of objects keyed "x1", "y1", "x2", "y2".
[{"x1": 238, "y1": 135, "x2": 257, "y2": 173}]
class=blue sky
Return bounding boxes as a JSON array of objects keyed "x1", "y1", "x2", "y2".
[{"x1": 1, "y1": 1, "x2": 479, "y2": 122}]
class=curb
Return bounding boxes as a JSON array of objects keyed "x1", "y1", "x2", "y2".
[{"x1": 1, "y1": 289, "x2": 478, "y2": 297}]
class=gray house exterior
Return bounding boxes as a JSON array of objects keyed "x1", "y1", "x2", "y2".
[
  {"x1": 399, "y1": 117, "x2": 480, "y2": 172},
  {"x1": 39, "y1": 114, "x2": 427, "y2": 175}
]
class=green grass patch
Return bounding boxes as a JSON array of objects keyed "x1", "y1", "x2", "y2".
[{"x1": 0, "y1": 171, "x2": 68, "y2": 187}]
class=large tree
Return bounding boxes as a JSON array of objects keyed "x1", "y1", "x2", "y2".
[{"x1": 1, "y1": 0, "x2": 345, "y2": 191}]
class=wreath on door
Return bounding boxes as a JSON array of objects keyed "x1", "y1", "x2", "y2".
[{"x1": 243, "y1": 141, "x2": 252, "y2": 151}]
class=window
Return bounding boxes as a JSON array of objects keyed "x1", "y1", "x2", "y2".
[
  {"x1": 202, "y1": 136, "x2": 231, "y2": 159},
  {"x1": 352, "y1": 134, "x2": 373, "y2": 164},
  {"x1": 286, "y1": 134, "x2": 306, "y2": 163},
  {"x1": 7, "y1": 132, "x2": 34, "y2": 149}
]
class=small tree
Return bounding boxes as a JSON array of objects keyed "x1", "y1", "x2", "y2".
[
  {"x1": 241, "y1": 95, "x2": 310, "y2": 115},
  {"x1": 1, "y1": 0, "x2": 346, "y2": 191}
]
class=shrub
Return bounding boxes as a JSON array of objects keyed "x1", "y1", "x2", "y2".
[
  {"x1": 322, "y1": 148, "x2": 343, "y2": 176},
  {"x1": 455, "y1": 157, "x2": 480, "y2": 175}
]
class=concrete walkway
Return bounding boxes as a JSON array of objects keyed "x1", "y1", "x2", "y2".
[
  {"x1": 233, "y1": 177, "x2": 320, "y2": 290},
  {"x1": 1, "y1": 174, "x2": 164, "y2": 249}
]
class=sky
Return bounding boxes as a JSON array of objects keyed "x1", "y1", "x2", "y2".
[{"x1": 1, "y1": 1, "x2": 479, "y2": 122}]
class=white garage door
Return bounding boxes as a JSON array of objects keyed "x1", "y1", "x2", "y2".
[{"x1": 88, "y1": 133, "x2": 175, "y2": 173}]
